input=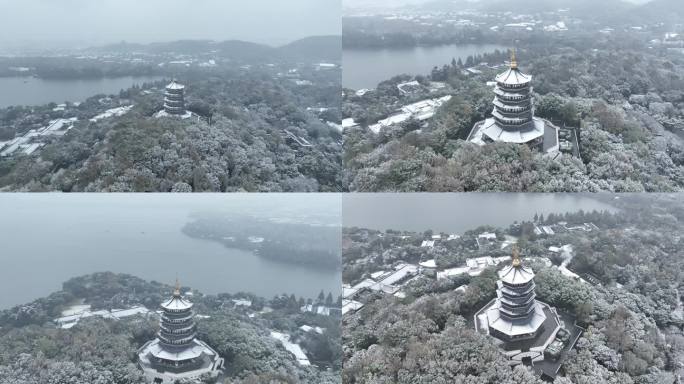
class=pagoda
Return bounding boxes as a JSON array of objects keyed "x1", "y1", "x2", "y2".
[
  {"x1": 474, "y1": 246, "x2": 568, "y2": 373},
  {"x1": 154, "y1": 80, "x2": 192, "y2": 119},
  {"x1": 138, "y1": 279, "x2": 223, "y2": 384},
  {"x1": 467, "y1": 50, "x2": 559, "y2": 153},
  {"x1": 480, "y1": 246, "x2": 548, "y2": 342},
  {"x1": 164, "y1": 80, "x2": 186, "y2": 115}
]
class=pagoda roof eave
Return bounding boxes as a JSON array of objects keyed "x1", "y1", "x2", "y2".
[{"x1": 495, "y1": 67, "x2": 532, "y2": 85}]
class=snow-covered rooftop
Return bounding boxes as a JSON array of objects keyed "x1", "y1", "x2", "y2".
[
  {"x1": 498, "y1": 264, "x2": 535, "y2": 285},
  {"x1": 495, "y1": 67, "x2": 531, "y2": 86},
  {"x1": 166, "y1": 80, "x2": 185, "y2": 90}
]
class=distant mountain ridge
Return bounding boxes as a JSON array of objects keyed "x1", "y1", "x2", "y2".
[
  {"x1": 89, "y1": 36, "x2": 341, "y2": 63},
  {"x1": 630, "y1": 0, "x2": 684, "y2": 23},
  {"x1": 279, "y1": 35, "x2": 341, "y2": 62}
]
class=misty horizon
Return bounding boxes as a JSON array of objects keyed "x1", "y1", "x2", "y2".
[
  {"x1": 343, "y1": 0, "x2": 655, "y2": 12},
  {"x1": 0, "y1": 0, "x2": 341, "y2": 51}
]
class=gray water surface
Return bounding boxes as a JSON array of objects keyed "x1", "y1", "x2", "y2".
[
  {"x1": 0, "y1": 75, "x2": 163, "y2": 108},
  {"x1": 343, "y1": 44, "x2": 507, "y2": 89},
  {"x1": 0, "y1": 194, "x2": 341, "y2": 310},
  {"x1": 343, "y1": 193, "x2": 618, "y2": 233}
]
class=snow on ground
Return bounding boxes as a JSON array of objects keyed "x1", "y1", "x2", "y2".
[
  {"x1": 61, "y1": 304, "x2": 91, "y2": 317},
  {"x1": 271, "y1": 331, "x2": 311, "y2": 366},
  {"x1": 90, "y1": 105, "x2": 134, "y2": 122}
]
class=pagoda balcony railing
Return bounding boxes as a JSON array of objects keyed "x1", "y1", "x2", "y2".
[
  {"x1": 499, "y1": 293, "x2": 536, "y2": 308},
  {"x1": 498, "y1": 290, "x2": 536, "y2": 303},
  {"x1": 164, "y1": 106, "x2": 187, "y2": 113},
  {"x1": 162, "y1": 313, "x2": 194, "y2": 323},
  {"x1": 160, "y1": 324, "x2": 197, "y2": 335},
  {"x1": 495, "y1": 95, "x2": 531, "y2": 104},
  {"x1": 161, "y1": 305, "x2": 193, "y2": 313},
  {"x1": 159, "y1": 329, "x2": 196, "y2": 339},
  {"x1": 493, "y1": 116, "x2": 534, "y2": 128},
  {"x1": 499, "y1": 305, "x2": 536, "y2": 320},
  {"x1": 161, "y1": 325, "x2": 195, "y2": 333},
  {"x1": 492, "y1": 111, "x2": 533, "y2": 124},
  {"x1": 153, "y1": 358, "x2": 203, "y2": 373},
  {"x1": 494, "y1": 88, "x2": 530, "y2": 101},
  {"x1": 165, "y1": 89, "x2": 184, "y2": 95},
  {"x1": 161, "y1": 318, "x2": 193, "y2": 326},
  {"x1": 158, "y1": 333, "x2": 196, "y2": 346},
  {"x1": 494, "y1": 109, "x2": 533, "y2": 120},
  {"x1": 495, "y1": 95, "x2": 530, "y2": 102},
  {"x1": 493, "y1": 97, "x2": 532, "y2": 107},
  {"x1": 497, "y1": 82, "x2": 530, "y2": 90},
  {"x1": 162, "y1": 317, "x2": 195, "y2": 325},
  {"x1": 164, "y1": 103, "x2": 185, "y2": 109},
  {"x1": 162, "y1": 308, "x2": 193, "y2": 316},
  {"x1": 499, "y1": 281, "x2": 536, "y2": 294},
  {"x1": 499, "y1": 311, "x2": 535, "y2": 321},
  {"x1": 500, "y1": 305, "x2": 536, "y2": 318},
  {"x1": 160, "y1": 332, "x2": 195, "y2": 341},
  {"x1": 494, "y1": 85, "x2": 529, "y2": 94},
  {"x1": 164, "y1": 100, "x2": 185, "y2": 107},
  {"x1": 493, "y1": 101, "x2": 531, "y2": 113}
]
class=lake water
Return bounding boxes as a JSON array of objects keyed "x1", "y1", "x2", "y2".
[
  {"x1": 0, "y1": 76, "x2": 163, "y2": 108},
  {"x1": 343, "y1": 193, "x2": 619, "y2": 233},
  {"x1": 0, "y1": 194, "x2": 341, "y2": 310},
  {"x1": 343, "y1": 44, "x2": 507, "y2": 89}
]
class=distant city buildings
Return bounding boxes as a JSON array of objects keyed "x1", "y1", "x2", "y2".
[{"x1": 138, "y1": 280, "x2": 223, "y2": 384}]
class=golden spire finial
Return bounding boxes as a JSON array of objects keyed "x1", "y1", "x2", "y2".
[
  {"x1": 511, "y1": 244, "x2": 521, "y2": 267},
  {"x1": 510, "y1": 48, "x2": 518, "y2": 70},
  {"x1": 174, "y1": 275, "x2": 181, "y2": 297}
]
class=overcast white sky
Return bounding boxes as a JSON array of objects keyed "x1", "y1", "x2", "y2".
[{"x1": 0, "y1": 0, "x2": 341, "y2": 49}]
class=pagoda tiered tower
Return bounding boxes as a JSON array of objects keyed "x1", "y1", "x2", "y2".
[
  {"x1": 474, "y1": 247, "x2": 576, "y2": 378},
  {"x1": 157, "y1": 283, "x2": 197, "y2": 350},
  {"x1": 491, "y1": 50, "x2": 534, "y2": 132},
  {"x1": 164, "y1": 80, "x2": 186, "y2": 115},
  {"x1": 483, "y1": 246, "x2": 547, "y2": 342},
  {"x1": 138, "y1": 279, "x2": 223, "y2": 384},
  {"x1": 467, "y1": 50, "x2": 559, "y2": 153}
]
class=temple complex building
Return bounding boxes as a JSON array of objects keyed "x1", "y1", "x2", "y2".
[
  {"x1": 474, "y1": 246, "x2": 581, "y2": 380},
  {"x1": 138, "y1": 280, "x2": 223, "y2": 384},
  {"x1": 467, "y1": 50, "x2": 560, "y2": 154}
]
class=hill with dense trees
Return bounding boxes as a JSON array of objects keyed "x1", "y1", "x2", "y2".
[
  {"x1": 0, "y1": 273, "x2": 341, "y2": 384},
  {"x1": 0, "y1": 42, "x2": 343, "y2": 191},
  {"x1": 343, "y1": 32, "x2": 684, "y2": 192},
  {"x1": 342, "y1": 194, "x2": 684, "y2": 383}
]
